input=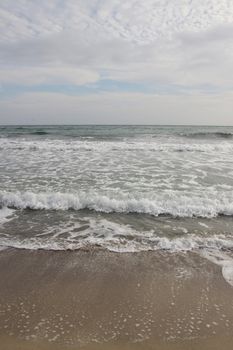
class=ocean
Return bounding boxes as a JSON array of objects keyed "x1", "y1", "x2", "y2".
[
  {"x1": 2, "y1": 125, "x2": 233, "y2": 349},
  {"x1": 1, "y1": 125, "x2": 233, "y2": 257}
]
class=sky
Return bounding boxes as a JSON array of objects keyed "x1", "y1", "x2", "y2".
[{"x1": 0, "y1": 0, "x2": 233, "y2": 125}]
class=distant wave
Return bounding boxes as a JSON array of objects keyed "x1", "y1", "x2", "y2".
[
  {"x1": 31, "y1": 131, "x2": 49, "y2": 135},
  {"x1": 181, "y1": 132, "x2": 233, "y2": 139},
  {"x1": 1, "y1": 190, "x2": 233, "y2": 218},
  {"x1": 0, "y1": 133, "x2": 50, "y2": 139},
  {"x1": 1, "y1": 139, "x2": 233, "y2": 153}
]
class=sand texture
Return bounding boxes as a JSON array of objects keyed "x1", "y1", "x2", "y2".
[{"x1": 0, "y1": 249, "x2": 233, "y2": 349}]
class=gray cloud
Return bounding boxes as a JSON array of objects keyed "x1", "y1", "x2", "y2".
[{"x1": 1, "y1": 91, "x2": 233, "y2": 125}]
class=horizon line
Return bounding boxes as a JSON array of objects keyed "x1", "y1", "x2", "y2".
[{"x1": 0, "y1": 124, "x2": 232, "y2": 127}]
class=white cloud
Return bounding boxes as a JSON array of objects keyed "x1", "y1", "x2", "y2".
[
  {"x1": 0, "y1": 1, "x2": 233, "y2": 123},
  {"x1": 1, "y1": 0, "x2": 233, "y2": 44}
]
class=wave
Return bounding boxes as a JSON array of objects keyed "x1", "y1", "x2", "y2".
[
  {"x1": 181, "y1": 132, "x2": 233, "y2": 139},
  {"x1": 1, "y1": 190, "x2": 233, "y2": 218},
  {"x1": 200, "y1": 249, "x2": 233, "y2": 287},
  {"x1": 31, "y1": 131, "x2": 49, "y2": 135},
  {"x1": 1, "y1": 219, "x2": 233, "y2": 253},
  {"x1": 2, "y1": 217, "x2": 233, "y2": 286},
  {"x1": 1, "y1": 139, "x2": 233, "y2": 153},
  {"x1": 0, "y1": 207, "x2": 15, "y2": 223},
  {"x1": 0, "y1": 130, "x2": 49, "y2": 137},
  {"x1": 1, "y1": 213, "x2": 233, "y2": 278},
  {"x1": 1, "y1": 236, "x2": 233, "y2": 253}
]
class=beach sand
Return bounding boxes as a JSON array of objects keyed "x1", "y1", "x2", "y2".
[{"x1": 0, "y1": 248, "x2": 233, "y2": 350}]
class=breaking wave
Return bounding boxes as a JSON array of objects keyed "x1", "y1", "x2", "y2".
[
  {"x1": 1, "y1": 190, "x2": 233, "y2": 218},
  {"x1": 1, "y1": 138, "x2": 233, "y2": 153}
]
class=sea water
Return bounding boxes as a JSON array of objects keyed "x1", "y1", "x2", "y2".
[{"x1": 1, "y1": 125, "x2": 233, "y2": 255}]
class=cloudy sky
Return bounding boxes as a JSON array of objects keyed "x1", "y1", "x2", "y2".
[{"x1": 0, "y1": 0, "x2": 233, "y2": 125}]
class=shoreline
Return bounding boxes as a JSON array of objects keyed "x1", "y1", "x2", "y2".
[{"x1": 0, "y1": 248, "x2": 233, "y2": 349}]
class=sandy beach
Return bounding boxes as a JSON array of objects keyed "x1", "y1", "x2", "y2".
[
  {"x1": 1, "y1": 0, "x2": 233, "y2": 346},
  {"x1": 0, "y1": 248, "x2": 233, "y2": 350}
]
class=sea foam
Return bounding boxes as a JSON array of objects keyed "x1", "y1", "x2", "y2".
[
  {"x1": 1, "y1": 138, "x2": 233, "y2": 153},
  {"x1": 200, "y1": 249, "x2": 233, "y2": 287},
  {"x1": 0, "y1": 207, "x2": 15, "y2": 223},
  {"x1": 1, "y1": 217, "x2": 233, "y2": 253},
  {"x1": 1, "y1": 190, "x2": 233, "y2": 218}
]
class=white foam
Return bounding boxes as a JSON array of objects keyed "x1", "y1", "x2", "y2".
[
  {"x1": 0, "y1": 207, "x2": 15, "y2": 223},
  {"x1": 1, "y1": 190, "x2": 233, "y2": 218},
  {"x1": 198, "y1": 222, "x2": 209, "y2": 228},
  {"x1": 1, "y1": 138, "x2": 233, "y2": 153},
  {"x1": 200, "y1": 250, "x2": 233, "y2": 287},
  {"x1": 0, "y1": 207, "x2": 15, "y2": 251},
  {"x1": 1, "y1": 217, "x2": 233, "y2": 254}
]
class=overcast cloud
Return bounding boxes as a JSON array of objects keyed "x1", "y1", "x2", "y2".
[{"x1": 0, "y1": 0, "x2": 233, "y2": 124}]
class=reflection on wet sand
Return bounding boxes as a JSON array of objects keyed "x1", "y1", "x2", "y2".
[{"x1": 0, "y1": 249, "x2": 233, "y2": 349}]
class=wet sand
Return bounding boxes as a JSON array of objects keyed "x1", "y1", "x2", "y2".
[{"x1": 0, "y1": 248, "x2": 233, "y2": 349}]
